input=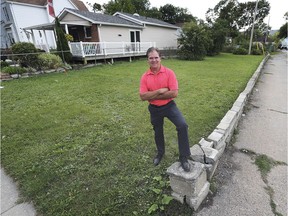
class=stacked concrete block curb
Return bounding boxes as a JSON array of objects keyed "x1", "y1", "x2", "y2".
[{"x1": 166, "y1": 54, "x2": 270, "y2": 210}]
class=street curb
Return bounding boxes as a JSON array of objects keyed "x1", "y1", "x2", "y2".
[{"x1": 166, "y1": 54, "x2": 271, "y2": 210}]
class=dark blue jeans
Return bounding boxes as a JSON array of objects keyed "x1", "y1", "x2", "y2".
[{"x1": 148, "y1": 100, "x2": 191, "y2": 158}]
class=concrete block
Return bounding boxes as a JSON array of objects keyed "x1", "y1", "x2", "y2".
[
  {"x1": 207, "y1": 130, "x2": 225, "y2": 145},
  {"x1": 171, "y1": 191, "x2": 184, "y2": 204},
  {"x1": 166, "y1": 161, "x2": 207, "y2": 197},
  {"x1": 186, "y1": 182, "x2": 210, "y2": 211},
  {"x1": 190, "y1": 145, "x2": 220, "y2": 164},
  {"x1": 205, "y1": 160, "x2": 220, "y2": 180},
  {"x1": 220, "y1": 110, "x2": 237, "y2": 125},
  {"x1": 199, "y1": 138, "x2": 214, "y2": 148},
  {"x1": 236, "y1": 92, "x2": 248, "y2": 104}
]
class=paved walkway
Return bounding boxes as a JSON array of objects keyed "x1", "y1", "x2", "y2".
[
  {"x1": 1, "y1": 168, "x2": 36, "y2": 216},
  {"x1": 196, "y1": 51, "x2": 287, "y2": 215}
]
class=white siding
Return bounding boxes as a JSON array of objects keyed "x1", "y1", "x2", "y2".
[
  {"x1": 10, "y1": 3, "x2": 53, "y2": 49},
  {"x1": 141, "y1": 25, "x2": 178, "y2": 49},
  {"x1": 99, "y1": 25, "x2": 132, "y2": 42},
  {"x1": 62, "y1": 13, "x2": 91, "y2": 26}
]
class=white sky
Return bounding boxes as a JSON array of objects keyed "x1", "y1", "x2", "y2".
[{"x1": 85, "y1": 0, "x2": 287, "y2": 30}]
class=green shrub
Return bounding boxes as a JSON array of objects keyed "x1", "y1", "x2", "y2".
[
  {"x1": 38, "y1": 53, "x2": 63, "y2": 70},
  {"x1": 2, "y1": 66, "x2": 27, "y2": 74},
  {"x1": 222, "y1": 46, "x2": 236, "y2": 53},
  {"x1": 0, "y1": 61, "x2": 10, "y2": 69},
  {"x1": 11, "y1": 42, "x2": 39, "y2": 68},
  {"x1": 251, "y1": 49, "x2": 263, "y2": 55},
  {"x1": 233, "y1": 47, "x2": 248, "y2": 55}
]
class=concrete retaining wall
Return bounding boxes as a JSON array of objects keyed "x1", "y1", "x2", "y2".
[{"x1": 166, "y1": 54, "x2": 270, "y2": 210}]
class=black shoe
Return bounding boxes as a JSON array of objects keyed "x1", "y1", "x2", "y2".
[
  {"x1": 153, "y1": 154, "x2": 163, "y2": 166},
  {"x1": 180, "y1": 156, "x2": 190, "y2": 172}
]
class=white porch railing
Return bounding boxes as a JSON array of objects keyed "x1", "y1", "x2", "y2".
[{"x1": 69, "y1": 41, "x2": 156, "y2": 57}]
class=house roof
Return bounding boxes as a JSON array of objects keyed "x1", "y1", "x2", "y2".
[
  {"x1": 114, "y1": 12, "x2": 179, "y2": 29},
  {"x1": 61, "y1": 8, "x2": 143, "y2": 28}
]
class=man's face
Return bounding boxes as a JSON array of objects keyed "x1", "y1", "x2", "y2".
[{"x1": 148, "y1": 50, "x2": 161, "y2": 72}]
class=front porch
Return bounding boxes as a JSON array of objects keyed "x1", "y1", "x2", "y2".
[{"x1": 69, "y1": 41, "x2": 156, "y2": 64}]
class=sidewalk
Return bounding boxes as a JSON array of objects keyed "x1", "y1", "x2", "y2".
[
  {"x1": 196, "y1": 51, "x2": 287, "y2": 215},
  {"x1": 1, "y1": 168, "x2": 36, "y2": 216}
]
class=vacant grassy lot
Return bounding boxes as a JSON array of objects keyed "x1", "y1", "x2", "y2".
[{"x1": 1, "y1": 53, "x2": 263, "y2": 215}]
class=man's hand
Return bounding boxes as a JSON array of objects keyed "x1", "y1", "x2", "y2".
[
  {"x1": 140, "y1": 88, "x2": 178, "y2": 101},
  {"x1": 158, "y1": 88, "x2": 169, "y2": 94}
]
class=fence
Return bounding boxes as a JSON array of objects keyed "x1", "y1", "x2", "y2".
[{"x1": 69, "y1": 41, "x2": 156, "y2": 58}]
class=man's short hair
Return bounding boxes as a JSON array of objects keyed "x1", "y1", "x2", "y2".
[{"x1": 146, "y1": 47, "x2": 161, "y2": 58}]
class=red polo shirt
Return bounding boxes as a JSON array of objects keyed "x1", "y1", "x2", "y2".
[{"x1": 139, "y1": 65, "x2": 178, "y2": 106}]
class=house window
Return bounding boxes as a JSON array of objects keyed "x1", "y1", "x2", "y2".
[
  {"x1": 84, "y1": 26, "x2": 91, "y2": 38},
  {"x1": 7, "y1": 32, "x2": 15, "y2": 44},
  {"x1": 130, "y1": 30, "x2": 140, "y2": 42},
  {"x1": 3, "y1": 7, "x2": 10, "y2": 21}
]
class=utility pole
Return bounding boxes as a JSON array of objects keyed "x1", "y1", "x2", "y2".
[{"x1": 248, "y1": 0, "x2": 259, "y2": 55}]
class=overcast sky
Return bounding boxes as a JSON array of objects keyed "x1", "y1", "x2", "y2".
[{"x1": 85, "y1": 0, "x2": 287, "y2": 30}]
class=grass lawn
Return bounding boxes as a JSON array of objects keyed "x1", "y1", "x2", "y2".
[{"x1": 1, "y1": 53, "x2": 263, "y2": 215}]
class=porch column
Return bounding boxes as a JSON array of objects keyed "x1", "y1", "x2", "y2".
[
  {"x1": 42, "y1": 29, "x2": 50, "y2": 53},
  {"x1": 31, "y1": 30, "x2": 36, "y2": 45},
  {"x1": 65, "y1": 24, "x2": 69, "y2": 34}
]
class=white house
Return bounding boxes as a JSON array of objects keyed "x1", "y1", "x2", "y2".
[{"x1": 0, "y1": 0, "x2": 88, "y2": 50}]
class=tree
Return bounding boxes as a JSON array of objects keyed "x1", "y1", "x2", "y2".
[
  {"x1": 177, "y1": 21, "x2": 210, "y2": 60},
  {"x1": 86, "y1": 2, "x2": 102, "y2": 12},
  {"x1": 55, "y1": 17, "x2": 72, "y2": 63},
  {"x1": 103, "y1": 0, "x2": 150, "y2": 15},
  {"x1": 206, "y1": 19, "x2": 229, "y2": 56},
  {"x1": 278, "y1": 23, "x2": 288, "y2": 39},
  {"x1": 159, "y1": 4, "x2": 195, "y2": 24},
  {"x1": 206, "y1": 0, "x2": 270, "y2": 39}
]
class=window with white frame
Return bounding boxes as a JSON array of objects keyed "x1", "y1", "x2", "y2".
[{"x1": 84, "y1": 26, "x2": 91, "y2": 38}]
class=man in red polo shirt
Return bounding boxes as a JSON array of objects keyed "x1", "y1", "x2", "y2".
[{"x1": 139, "y1": 47, "x2": 191, "y2": 172}]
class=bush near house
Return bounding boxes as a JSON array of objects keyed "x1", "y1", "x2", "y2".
[
  {"x1": 2, "y1": 66, "x2": 27, "y2": 74},
  {"x1": 38, "y1": 53, "x2": 64, "y2": 70},
  {"x1": 11, "y1": 42, "x2": 39, "y2": 68}
]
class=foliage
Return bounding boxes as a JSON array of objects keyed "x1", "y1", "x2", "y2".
[
  {"x1": 159, "y1": 4, "x2": 195, "y2": 24},
  {"x1": 38, "y1": 53, "x2": 63, "y2": 70},
  {"x1": 177, "y1": 21, "x2": 209, "y2": 60},
  {"x1": 206, "y1": 0, "x2": 270, "y2": 39},
  {"x1": 278, "y1": 23, "x2": 288, "y2": 39},
  {"x1": 206, "y1": 19, "x2": 228, "y2": 56},
  {"x1": 1, "y1": 54, "x2": 263, "y2": 215},
  {"x1": 233, "y1": 47, "x2": 248, "y2": 55},
  {"x1": 55, "y1": 18, "x2": 72, "y2": 63},
  {"x1": 11, "y1": 42, "x2": 39, "y2": 68},
  {"x1": 2, "y1": 66, "x2": 27, "y2": 74},
  {"x1": 86, "y1": 2, "x2": 102, "y2": 12},
  {"x1": 0, "y1": 61, "x2": 10, "y2": 69},
  {"x1": 103, "y1": 0, "x2": 150, "y2": 15},
  {"x1": 148, "y1": 176, "x2": 173, "y2": 214},
  {"x1": 102, "y1": 0, "x2": 194, "y2": 24},
  {"x1": 65, "y1": 34, "x2": 74, "y2": 42},
  {"x1": 222, "y1": 45, "x2": 236, "y2": 53}
]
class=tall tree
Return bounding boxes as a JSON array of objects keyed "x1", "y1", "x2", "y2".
[
  {"x1": 103, "y1": 0, "x2": 149, "y2": 15},
  {"x1": 86, "y1": 2, "x2": 102, "y2": 12},
  {"x1": 159, "y1": 4, "x2": 195, "y2": 24},
  {"x1": 55, "y1": 17, "x2": 72, "y2": 63},
  {"x1": 177, "y1": 21, "x2": 210, "y2": 60}
]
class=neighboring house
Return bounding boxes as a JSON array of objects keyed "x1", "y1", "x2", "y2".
[
  {"x1": 0, "y1": 0, "x2": 88, "y2": 50},
  {"x1": 23, "y1": 9, "x2": 180, "y2": 50}
]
